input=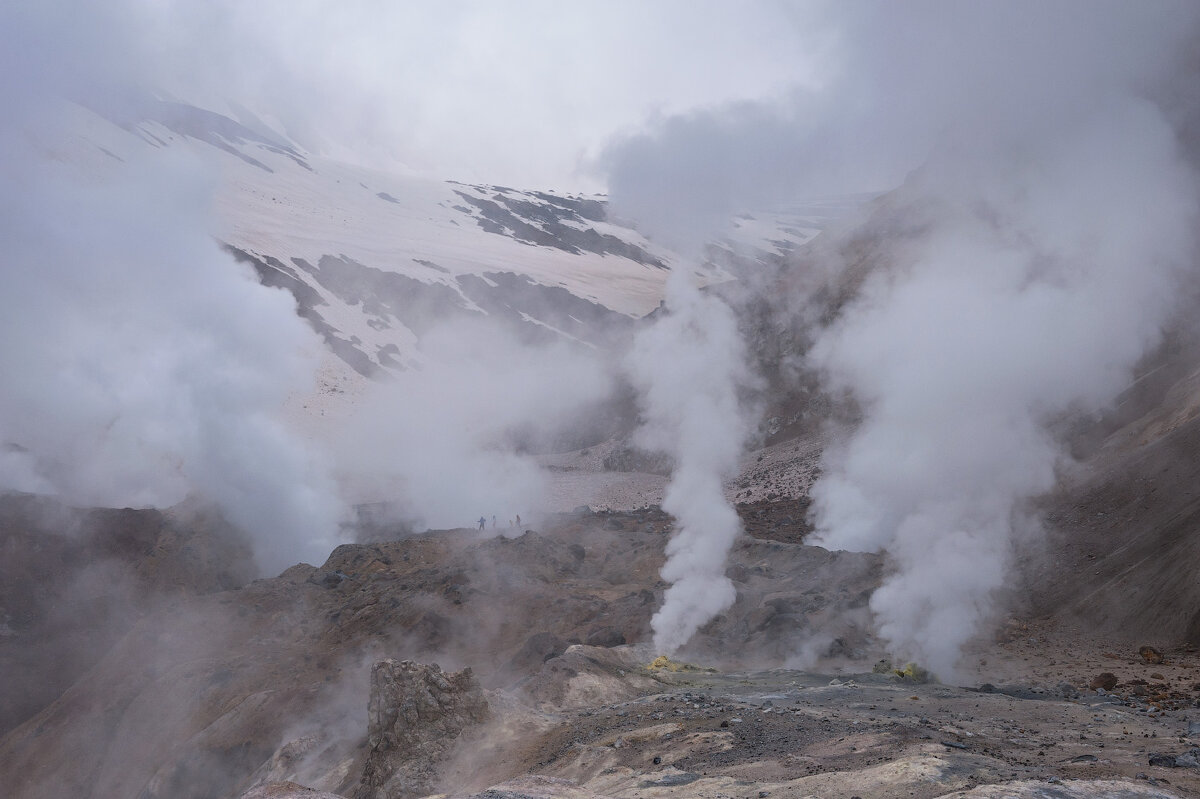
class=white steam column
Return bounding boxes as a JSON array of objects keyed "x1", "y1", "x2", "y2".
[{"x1": 628, "y1": 270, "x2": 753, "y2": 654}]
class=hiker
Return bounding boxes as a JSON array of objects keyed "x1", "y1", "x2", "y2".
[
  {"x1": 491, "y1": 515, "x2": 497, "y2": 529},
  {"x1": 478, "y1": 516, "x2": 486, "y2": 530},
  {"x1": 516, "y1": 513, "x2": 521, "y2": 528}
]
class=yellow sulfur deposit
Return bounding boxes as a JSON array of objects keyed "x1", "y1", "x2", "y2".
[
  {"x1": 647, "y1": 655, "x2": 715, "y2": 673},
  {"x1": 893, "y1": 662, "x2": 932, "y2": 683}
]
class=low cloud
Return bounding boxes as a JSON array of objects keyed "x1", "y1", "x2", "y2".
[
  {"x1": 332, "y1": 319, "x2": 615, "y2": 532},
  {"x1": 0, "y1": 2, "x2": 346, "y2": 574}
]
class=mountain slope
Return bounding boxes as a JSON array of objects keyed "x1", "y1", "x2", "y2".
[{"x1": 70, "y1": 99, "x2": 851, "y2": 382}]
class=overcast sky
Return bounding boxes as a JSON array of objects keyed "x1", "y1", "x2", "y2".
[
  {"x1": 94, "y1": 1, "x2": 832, "y2": 190},
  {"x1": 9, "y1": 1, "x2": 1198, "y2": 195}
]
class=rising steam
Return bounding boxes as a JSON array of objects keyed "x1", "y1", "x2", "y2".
[
  {"x1": 0, "y1": 3, "x2": 345, "y2": 573},
  {"x1": 810, "y1": 99, "x2": 1199, "y2": 676},
  {"x1": 334, "y1": 318, "x2": 614, "y2": 532},
  {"x1": 627, "y1": 273, "x2": 754, "y2": 654},
  {"x1": 603, "y1": 1, "x2": 1200, "y2": 673}
]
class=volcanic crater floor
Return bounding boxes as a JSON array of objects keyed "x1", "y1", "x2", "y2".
[
  {"x1": 453, "y1": 646, "x2": 1200, "y2": 799},
  {"x1": 3, "y1": 501, "x2": 1200, "y2": 799}
]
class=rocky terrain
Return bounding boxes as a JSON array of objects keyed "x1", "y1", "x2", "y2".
[
  {"x1": 2, "y1": 478, "x2": 1199, "y2": 799},
  {"x1": 7, "y1": 82, "x2": 1200, "y2": 799},
  {"x1": 6, "y1": 318, "x2": 1200, "y2": 799}
]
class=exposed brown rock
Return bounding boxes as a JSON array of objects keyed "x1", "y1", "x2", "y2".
[{"x1": 354, "y1": 659, "x2": 488, "y2": 799}]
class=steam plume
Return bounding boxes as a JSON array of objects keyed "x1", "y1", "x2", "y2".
[
  {"x1": 627, "y1": 273, "x2": 754, "y2": 654},
  {"x1": 810, "y1": 99, "x2": 1199, "y2": 676},
  {"x1": 0, "y1": 2, "x2": 345, "y2": 573},
  {"x1": 334, "y1": 319, "x2": 614, "y2": 531},
  {"x1": 603, "y1": 2, "x2": 1200, "y2": 673}
]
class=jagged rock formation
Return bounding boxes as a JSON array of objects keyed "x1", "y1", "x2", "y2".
[{"x1": 354, "y1": 660, "x2": 488, "y2": 799}]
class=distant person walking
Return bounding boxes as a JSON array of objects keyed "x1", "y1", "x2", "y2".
[
  {"x1": 492, "y1": 515, "x2": 497, "y2": 529},
  {"x1": 478, "y1": 516, "x2": 486, "y2": 530},
  {"x1": 516, "y1": 514, "x2": 521, "y2": 527}
]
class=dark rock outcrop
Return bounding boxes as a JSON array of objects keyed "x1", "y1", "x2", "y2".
[{"x1": 354, "y1": 660, "x2": 489, "y2": 799}]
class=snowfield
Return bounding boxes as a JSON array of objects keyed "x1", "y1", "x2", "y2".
[
  {"x1": 69, "y1": 99, "x2": 857, "y2": 368},
  {"x1": 59, "y1": 99, "x2": 866, "y2": 511}
]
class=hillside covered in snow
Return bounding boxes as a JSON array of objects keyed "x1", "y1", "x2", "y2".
[{"x1": 70, "y1": 99, "x2": 858, "y2": 380}]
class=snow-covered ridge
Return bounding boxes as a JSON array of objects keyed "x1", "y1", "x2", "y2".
[{"x1": 72, "y1": 100, "x2": 859, "y2": 376}]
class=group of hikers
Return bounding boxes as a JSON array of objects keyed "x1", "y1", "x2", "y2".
[{"x1": 478, "y1": 513, "x2": 520, "y2": 530}]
